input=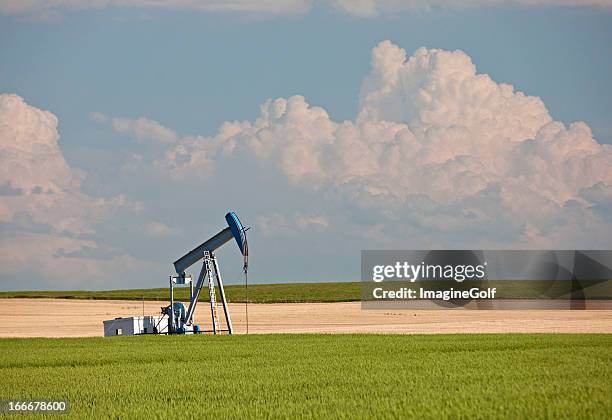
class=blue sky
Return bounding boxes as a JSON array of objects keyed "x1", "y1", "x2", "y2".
[{"x1": 1, "y1": 2, "x2": 611, "y2": 290}]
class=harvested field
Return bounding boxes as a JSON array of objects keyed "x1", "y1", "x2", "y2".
[{"x1": 1, "y1": 299, "x2": 611, "y2": 337}]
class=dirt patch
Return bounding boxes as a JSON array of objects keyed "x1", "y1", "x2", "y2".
[{"x1": 1, "y1": 299, "x2": 611, "y2": 337}]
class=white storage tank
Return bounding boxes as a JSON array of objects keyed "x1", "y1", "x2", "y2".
[{"x1": 103, "y1": 316, "x2": 167, "y2": 336}]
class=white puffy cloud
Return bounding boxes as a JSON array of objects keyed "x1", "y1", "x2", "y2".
[
  {"x1": 0, "y1": 94, "x2": 97, "y2": 234},
  {"x1": 112, "y1": 116, "x2": 178, "y2": 144},
  {"x1": 0, "y1": 234, "x2": 153, "y2": 289},
  {"x1": 332, "y1": 0, "x2": 612, "y2": 17},
  {"x1": 162, "y1": 41, "x2": 612, "y2": 247},
  {"x1": 0, "y1": 94, "x2": 154, "y2": 288}
]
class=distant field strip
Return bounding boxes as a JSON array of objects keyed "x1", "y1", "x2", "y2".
[
  {"x1": 0, "y1": 282, "x2": 360, "y2": 303},
  {"x1": 0, "y1": 280, "x2": 609, "y2": 303},
  {"x1": 0, "y1": 334, "x2": 610, "y2": 418}
]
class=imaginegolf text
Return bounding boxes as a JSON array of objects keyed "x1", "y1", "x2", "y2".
[{"x1": 372, "y1": 287, "x2": 497, "y2": 301}]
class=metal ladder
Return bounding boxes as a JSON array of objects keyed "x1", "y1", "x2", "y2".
[{"x1": 203, "y1": 251, "x2": 220, "y2": 333}]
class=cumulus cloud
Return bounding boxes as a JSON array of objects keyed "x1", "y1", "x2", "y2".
[
  {"x1": 0, "y1": 233, "x2": 154, "y2": 289},
  {"x1": 0, "y1": 181, "x2": 24, "y2": 196},
  {"x1": 0, "y1": 94, "x2": 154, "y2": 288},
  {"x1": 161, "y1": 41, "x2": 612, "y2": 247},
  {"x1": 0, "y1": 94, "x2": 97, "y2": 233},
  {"x1": 112, "y1": 116, "x2": 178, "y2": 144}
]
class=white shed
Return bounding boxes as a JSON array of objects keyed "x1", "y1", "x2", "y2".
[{"x1": 103, "y1": 316, "x2": 167, "y2": 336}]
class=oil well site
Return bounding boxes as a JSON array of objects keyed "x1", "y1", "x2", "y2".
[{"x1": 2, "y1": 3, "x2": 612, "y2": 417}]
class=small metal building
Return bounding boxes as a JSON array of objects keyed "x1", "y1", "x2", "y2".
[{"x1": 103, "y1": 316, "x2": 167, "y2": 336}]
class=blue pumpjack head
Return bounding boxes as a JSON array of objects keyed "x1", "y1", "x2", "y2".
[{"x1": 225, "y1": 211, "x2": 247, "y2": 256}]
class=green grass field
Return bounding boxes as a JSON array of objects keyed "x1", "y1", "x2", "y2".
[
  {"x1": 0, "y1": 282, "x2": 360, "y2": 303},
  {"x1": 1, "y1": 334, "x2": 610, "y2": 418},
  {"x1": 0, "y1": 279, "x2": 609, "y2": 303}
]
